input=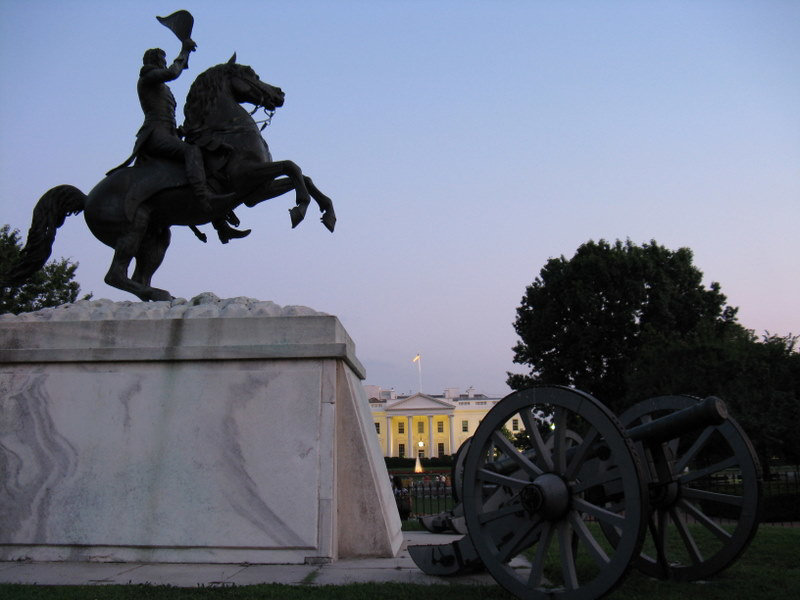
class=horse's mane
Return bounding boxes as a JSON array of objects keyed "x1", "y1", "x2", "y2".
[{"x1": 183, "y1": 64, "x2": 232, "y2": 131}]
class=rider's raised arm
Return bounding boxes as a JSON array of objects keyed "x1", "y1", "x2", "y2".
[{"x1": 141, "y1": 39, "x2": 196, "y2": 84}]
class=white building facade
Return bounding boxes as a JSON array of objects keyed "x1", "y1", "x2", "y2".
[{"x1": 365, "y1": 386, "x2": 522, "y2": 458}]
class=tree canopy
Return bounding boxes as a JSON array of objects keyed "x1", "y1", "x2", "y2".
[
  {"x1": 508, "y1": 239, "x2": 735, "y2": 409},
  {"x1": 0, "y1": 224, "x2": 91, "y2": 315},
  {"x1": 508, "y1": 239, "x2": 799, "y2": 465}
]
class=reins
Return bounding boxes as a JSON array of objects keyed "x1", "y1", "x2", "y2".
[{"x1": 249, "y1": 105, "x2": 275, "y2": 131}]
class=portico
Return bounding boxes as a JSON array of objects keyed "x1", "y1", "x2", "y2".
[
  {"x1": 367, "y1": 387, "x2": 507, "y2": 458},
  {"x1": 375, "y1": 394, "x2": 457, "y2": 458}
]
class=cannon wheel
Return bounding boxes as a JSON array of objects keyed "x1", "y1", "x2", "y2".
[
  {"x1": 461, "y1": 386, "x2": 648, "y2": 600},
  {"x1": 617, "y1": 395, "x2": 762, "y2": 581},
  {"x1": 451, "y1": 437, "x2": 471, "y2": 503}
]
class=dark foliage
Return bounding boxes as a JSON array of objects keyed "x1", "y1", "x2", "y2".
[
  {"x1": 0, "y1": 224, "x2": 91, "y2": 314},
  {"x1": 508, "y1": 238, "x2": 800, "y2": 465}
]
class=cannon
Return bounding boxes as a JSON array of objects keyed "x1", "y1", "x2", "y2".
[{"x1": 409, "y1": 386, "x2": 762, "y2": 599}]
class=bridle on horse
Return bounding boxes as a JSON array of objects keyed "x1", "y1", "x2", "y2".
[
  {"x1": 250, "y1": 105, "x2": 275, "y2": 131},
  {"x1": 233, "y1": 73, "x2": 277, "y2": 131}
]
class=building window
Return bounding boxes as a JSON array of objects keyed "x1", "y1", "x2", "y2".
[
  {"x1": 398, "y1": 422, "x2": 405, "y2": 434},
  {"x1": 437, "y1": 421, "x2": 444, "y2": 433},
  {"x1": 375, "y1": 422, "x2": 381, "y2": 434},
  {"x1": 512, "y1": 419, "x2": 519, "y2": 432},
  {"x1": 438, "y1": 442, "x2": 445, "y2": 456},
  {"x1": 462, "y1": 420, "x2": 469, "y2": 432},
  {"x1": 417, "y1": 421, "x2": 424, "y2": 434},
  {"x1": 418, "y1": 450, "x2": 425, "y2": 458},
  {"x1": 399, "y1": 444, "x2": 405, "y2": 458}
]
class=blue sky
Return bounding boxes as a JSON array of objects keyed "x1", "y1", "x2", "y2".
[{"x1": 1, "y1": 1, "x2": 798, "y2": 396}]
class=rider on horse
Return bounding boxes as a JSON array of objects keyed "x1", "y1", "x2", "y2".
[
  {"x1": 8, "y1": 11, "x2": 335, "y2": 302},
  {"x1": 110, "y1": 38, "x2": 249, "y2": 244}
]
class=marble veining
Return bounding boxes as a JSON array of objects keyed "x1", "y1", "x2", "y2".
[
  {"x1": 220, "y1": 374, "x2": 308, "y2": 547},
  {"x1": 0, "y1": 373, "x2": 78, "y2": 543}
]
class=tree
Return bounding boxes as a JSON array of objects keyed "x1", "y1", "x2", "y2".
[
  {"x1": 508, "y1": 239, "x2": 733, "y2": 413},
  {"x1": 627, "y1": 325, "x2": 800, "y2": 464},
  {"x1": 508, "y1": 238, "x2": 800, "y2": 467},
  {"x1": 0, "y1": 224, "x2": 91, "y2": 314},
  {"x1": 714, "y1": 333, "x2": 800, "y2": 466}
]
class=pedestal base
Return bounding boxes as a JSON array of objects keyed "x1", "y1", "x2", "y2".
[{"x1": 0, "y1": 296, "x2": 402, "y2": 563}]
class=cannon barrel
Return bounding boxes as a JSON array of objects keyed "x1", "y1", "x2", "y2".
[
  {"x1": 626, "y1": 396, "x2": 728, "y2": 446},
  {"x1": 476, "y1": 396, "x2": 727, "y2": 479}
]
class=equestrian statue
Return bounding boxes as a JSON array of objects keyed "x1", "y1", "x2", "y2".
[{"x1": 5, "y1": 11, "x2": 336, "y2": 302}]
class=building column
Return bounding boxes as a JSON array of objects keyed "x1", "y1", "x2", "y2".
[
  {"x1": 427, "y1": 414, "x2": 434, "y2": 457},
  {"x1": 448, "y1": 414, "x2": 455, "y2": 455},
  {"x1": 407, "y1": 416, "x2": 413, "y2": 458},
  {"x1": 385, "y1": 416, "x2": 393, "y2": 457}
]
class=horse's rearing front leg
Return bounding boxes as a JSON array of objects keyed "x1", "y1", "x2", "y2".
[
  {"x1": 284, "y1": 160, "x2": 311, "y2": 229},
  {"x1": 303, "y1": 175, "x2": 336, "y2": 232},
  {"x1": 238, "y1": 161, "x2": 334, "y2": 231},
  {"x1": 246, "y1": 159, "x2": 310, "y2": 228}
]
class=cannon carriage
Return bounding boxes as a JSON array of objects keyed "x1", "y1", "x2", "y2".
[{"x1": 409, "y1": 386, "x2": 762, "y2": 599}]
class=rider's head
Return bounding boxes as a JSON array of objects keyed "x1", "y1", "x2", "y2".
[{"x1": 143, "y1": 48, "x2": 167, "y2": 69}]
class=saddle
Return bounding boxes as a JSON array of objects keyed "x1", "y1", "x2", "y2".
[
  {"x1": 113, "y1": 153, "x2": 230, "y2": 223},
  {"x1": 108, "y1": 127, "x2": 232, "y2": 222},
  {"x1": 113, "y1": 159, "x2": 188, "y2": 222}
]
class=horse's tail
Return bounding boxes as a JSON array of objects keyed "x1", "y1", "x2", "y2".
[{"x1": 5, "y1": 185, "x2": 87, "y2": 285}]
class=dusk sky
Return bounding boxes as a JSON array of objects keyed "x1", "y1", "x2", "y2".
[{"x1": 1, "y1": 1, "x2": 798, "y2": 397}]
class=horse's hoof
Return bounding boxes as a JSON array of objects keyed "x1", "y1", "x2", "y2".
[
  {"x1": 289, "y1": 206, "x2": 306, "y2": 228},
  {"x1": 321, "y1": 211, "x2": 336, "y2": 232},
  {"x1": 147, "y1": 289, "x2": 174, "y2": 302}
]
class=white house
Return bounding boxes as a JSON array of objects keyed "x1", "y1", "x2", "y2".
[{"x1": 364, "y1": 386, "x2": 522, "y2": 458}]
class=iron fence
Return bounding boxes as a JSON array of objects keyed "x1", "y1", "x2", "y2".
[
  {"x1": 393, "y1": 466, "x2": 800, "y2": 525},
  {"x1": 392, "y1": 473, "x2": 454, "y2": 518},
  {"x1": 702, "y1": 466, "x2": 800, "y2": 525}
]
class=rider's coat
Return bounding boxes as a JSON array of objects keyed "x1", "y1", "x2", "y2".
[{"x1": 109, "y1": 49, "x2": 192, "y2": 173}]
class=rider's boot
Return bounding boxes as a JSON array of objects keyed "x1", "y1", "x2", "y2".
[
  {"x1": 213, "y1": 219, "x2": 251, "y2": 244},
  {"x1": 185, "y1": 145, "x2": 235, "y2": 213}
]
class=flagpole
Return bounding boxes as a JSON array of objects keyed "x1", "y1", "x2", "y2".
[
  {"x1": 413, "y1": 353, "x2": 422, "y2": 393},
  {"x1": 418, "y1": 354, "x2": 422, "y2": 393}
]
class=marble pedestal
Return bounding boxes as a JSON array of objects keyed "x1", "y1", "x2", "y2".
[{"x1": 0, "y1": 296, "x2": 402, "y2": 564}]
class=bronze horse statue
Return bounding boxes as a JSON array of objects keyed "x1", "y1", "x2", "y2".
[{"x1": 8, "y1": 55, "x2": 336, "y2": 302}]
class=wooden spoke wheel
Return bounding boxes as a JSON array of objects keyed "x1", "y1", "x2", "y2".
[
  {"x1": 461, "y1": 386, "x2": 648, "y2": 600},
  {"x1": 616, "y1": 395, "x2": 763, "y2": 581},
  {"x1": 451, "y1": 437, "x2": 471, "y2": 503}
]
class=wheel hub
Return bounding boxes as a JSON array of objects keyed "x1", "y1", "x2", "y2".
[
  {"x1": 649, "y1": 480, "x2": 680, "y2": 508},
  {"x1": 521, "y1": 473, "x2": 570, "y2": 521}
]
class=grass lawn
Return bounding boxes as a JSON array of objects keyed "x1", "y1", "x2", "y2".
[
  {"x1": 609, "y1": 524, "x2": 798, "y2": 599},
  {"x1": 0, "y1": 525, "x2": 796, "y2": 600}
]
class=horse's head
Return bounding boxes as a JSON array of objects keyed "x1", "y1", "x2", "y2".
[{"x1": 226, "y1": 54, "x2": 285, "y2": 112}]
